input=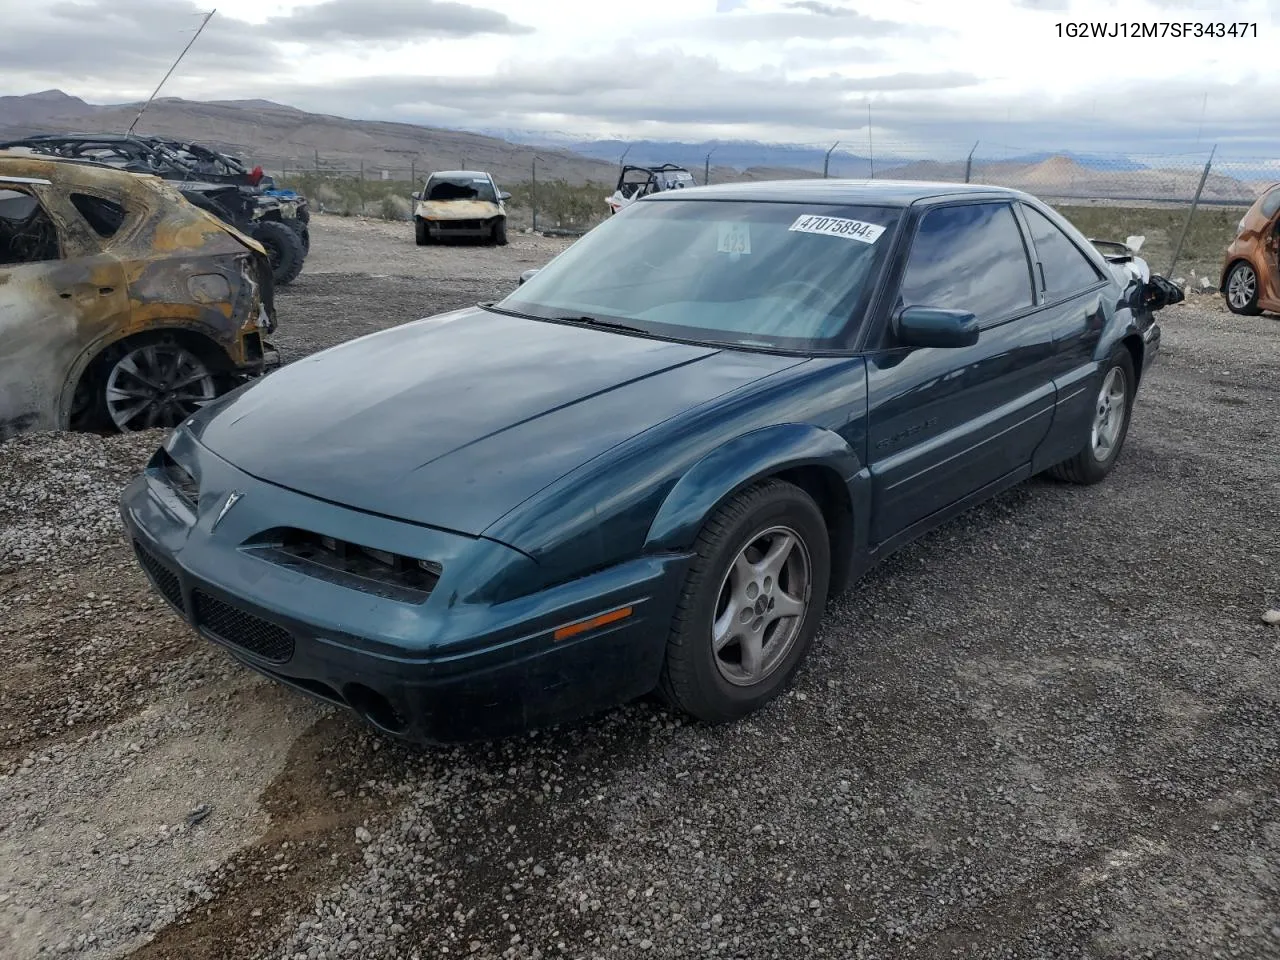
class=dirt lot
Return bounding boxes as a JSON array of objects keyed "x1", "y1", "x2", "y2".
[{"x1": 2, "y1": 213, "x2": 1278, "y2": 960}]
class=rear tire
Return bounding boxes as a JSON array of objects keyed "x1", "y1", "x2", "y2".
[
  {"x1": 93, "y1": 336, "x2": 219, "y2": 433},
  {"x1": 1224, "y1": 260, "x2": 1262, "y2": 315},
  {"x1": 658, "y1": 479, "x2": 831, "y2": 724},
  {"x1": 254, "y1": 220, "x2": 305, "y2": 285},
  {"x1": 1048, "y1": 347, "x2": 1135, "y2": 485}
]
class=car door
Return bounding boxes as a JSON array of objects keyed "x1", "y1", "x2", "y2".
[
  {"x1": 1012, "y1": 202, "x2": 1114, "y2": 471},
  {"x1": 0, "y1": 181, "x2": 129, "y2": 437},
  {"x1": 1256, "y1": 186, "x2": 1280, "y2": 298},
  {"x1": 0, "y1": 182, "x2": 81, "y2": 436},
  {"x1": 865, "y1": 199, "x2": 1058, "y2": 544}
]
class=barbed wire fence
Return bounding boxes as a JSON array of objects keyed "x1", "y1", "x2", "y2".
[{"x1": 260, "y1": 140, "x2": 1279, "y2": 280}]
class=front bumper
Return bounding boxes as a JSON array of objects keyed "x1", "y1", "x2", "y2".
[
  {"x1": 118, "y1": 441, "x2": 687, "y2": 744},
  {"x1": 422, "y1": 217, "x2": 500, "y2": 239}
]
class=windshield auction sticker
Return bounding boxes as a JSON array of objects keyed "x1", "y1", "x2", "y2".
[{"x1": 788, "y1": 214, "x2": 884, "y2": 244}]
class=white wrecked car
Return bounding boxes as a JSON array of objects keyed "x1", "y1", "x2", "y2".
[{"x1": 413, "y1": 170, "x2": 511, "y2": 246}]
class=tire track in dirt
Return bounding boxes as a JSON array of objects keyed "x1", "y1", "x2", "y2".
[{"x1": 129, "y1": 715, "x2": 414, "y2": 960}]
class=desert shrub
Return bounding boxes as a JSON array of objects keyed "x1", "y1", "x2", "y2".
[{"x1": 380, "y1": 194, "x2": 412, "y2": 221}]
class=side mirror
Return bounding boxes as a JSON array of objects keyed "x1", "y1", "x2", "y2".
[
  {"x1": 518, "y1": 268, "x2": 539, "y2": 286},
  {"x1": 895, "y1": 306, "x2": 979, "y2": 349},
  {"x1": 498, "y1": 190, "x2": 512, "y2": 202}
]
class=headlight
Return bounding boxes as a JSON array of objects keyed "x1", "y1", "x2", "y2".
[{"x1": 154, "y1": 448, "x2": 199, "y2": 507}]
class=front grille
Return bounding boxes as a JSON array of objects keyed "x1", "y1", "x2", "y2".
[
  {"x1": 133, "y1": 541, "x2": 184, "y2": 611},
  {"x1": 437, "y1": 219, "x2": 483, "y2": 230},
  {"x1": 192, "y1": 590, "x2": 295, "y2": 663}
]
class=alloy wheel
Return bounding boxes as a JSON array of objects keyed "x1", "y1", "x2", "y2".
[
  {"x1": 1090, "y1": 366, "x2": 1128, "y2": 463},
  {"x1": 711, "y1": 525, "x2": 812, "y2": 687},
  {"x1": 104, "y1": 343, "x2": 217, "y2": 432},
  {"x1": 1227, "y1": 263, "x2": 1257, "y2": 310}
]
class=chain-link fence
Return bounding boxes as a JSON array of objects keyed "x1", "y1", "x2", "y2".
[{"x1": 262, "y1": 142, "x2": 1277, "y2": 280}]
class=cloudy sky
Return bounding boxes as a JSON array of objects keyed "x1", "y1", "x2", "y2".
[{"x1": 1, "y1": 0, "x2": 1277, "y2": 154}]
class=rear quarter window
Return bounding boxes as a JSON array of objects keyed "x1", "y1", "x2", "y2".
[
  {"x1": 69, "y1": 193, "x2": 127, "y2": 238},
  {"x1": 1021, "y1": 204, "x2": 1104, "y2": 298}
]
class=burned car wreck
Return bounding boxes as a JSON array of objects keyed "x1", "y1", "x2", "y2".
[
  {"x1": 413, "y1": 170, "x2": 511, "y2": 246},
  {"x1": 0, "y1": 152, "x2": 278, "y2": 441},
  {"x1": 0, "y1": 134, "x2": 310, "y2": 285}
]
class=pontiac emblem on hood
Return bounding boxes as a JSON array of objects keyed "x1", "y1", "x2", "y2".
[{"x1": 212, "y1": 491, "x2": 243, "y2": 531}]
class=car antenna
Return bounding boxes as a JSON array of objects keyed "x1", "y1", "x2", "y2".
[{"x1": 125, "y1": 8, "x2": 217, "y2": 137}]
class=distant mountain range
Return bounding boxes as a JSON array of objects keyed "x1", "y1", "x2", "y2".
[
  {"x1": 0, "y1": 91, "x2": 1269, "y2": 202},
  {"x1": 464, "y1": 129, "x2": 1157, "y2": 176},
  {"x1": 0, "y1": 90, "x2": 620, "y2": 185}
]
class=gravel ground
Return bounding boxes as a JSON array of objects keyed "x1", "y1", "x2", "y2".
[{"x1": 1, "y1": 215, "x2": 1278, "y2": 960}]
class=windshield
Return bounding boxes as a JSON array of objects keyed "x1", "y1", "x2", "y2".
[
  {"x1": 497, "y1": 199, "x2": 900, "y2": 350},
  {"x1": 424, "y1": 175, "x2": 497, "y2": 202}
]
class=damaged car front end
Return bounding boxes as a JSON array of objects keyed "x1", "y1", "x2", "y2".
[
  {"x1": 0, "y1": 152, "x2": 279, "y2": 441},
  {"x1": 413, "y1": 170, "x2": 511, "y2": 246}
]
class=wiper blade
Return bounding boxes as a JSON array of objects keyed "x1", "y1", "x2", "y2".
[
  {"x1": 551, "y1": 314, "x2": 647, "y2": 334},
  {"x1": 479, "y1": 303, "x2": 649, "y2": 335}
]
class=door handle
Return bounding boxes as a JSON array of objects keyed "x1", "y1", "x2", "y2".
[{"x1": 98, "y1": 287, "x2": 114, "y2": 295}]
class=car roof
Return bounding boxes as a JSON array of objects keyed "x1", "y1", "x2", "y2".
[
  {"x1": 428, "y1": 170, "x2": 492, "y2": 179},
  {"x1": 0, "y1": 150, "x2": 164, "y2": 187},
  {"x1": 643, "y1": 178, "x2": 1036, "y2": 207}
]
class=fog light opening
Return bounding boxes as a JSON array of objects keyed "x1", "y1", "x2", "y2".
[{"x1": 343, "y1": 682, "x2": 408, "y2": 735}]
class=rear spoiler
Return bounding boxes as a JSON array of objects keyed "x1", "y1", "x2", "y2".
[
  {"x1": 1089, "y1": 235, "x2": 1146, "y2": 263},
  {"x1": 1090, "y1": 235, "x2": 1184, "y2": 310}
]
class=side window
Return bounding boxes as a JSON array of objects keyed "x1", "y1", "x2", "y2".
[
  {"x1": 0, "y1": 188, "x2": 61, "y2": 266},
  {"x1": 898, "y1": 202, "x2": 1033, "y2": 325},
  {"x1": 1260, "y1": 186, "x2": 1280, "y2": 219},
  {"x1": 1021, "y1": 204, "x2": 1103, "y2": 298},
  {"x1": 70, "y1": 193, "x2": 126, "y2": 238}
]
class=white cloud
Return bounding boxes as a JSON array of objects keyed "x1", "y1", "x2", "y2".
[{"x1": 0, "y1": 0, "x2": 1275, "y2": 153}]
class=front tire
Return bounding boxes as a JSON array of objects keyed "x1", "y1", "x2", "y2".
[
  {"x1": 492, "y1": 218, "x2": 508, "y2": 246},
  {"x1": 1048, "y1": 347, "x2": 1135, "y2": 485},
  {"x1": 414, "y1": 218, "x2": 431, "y2": 246},
  {"x1": 1224, "y1": 260, "x2": 1262, "y2": 315},
  {"x1": 658, "y1": 479, "x2": 831, "y2": 724}
]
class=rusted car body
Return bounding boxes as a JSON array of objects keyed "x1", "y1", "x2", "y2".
[
  {"x1": 0, "y1": 152, "x2": 278, "y2": 441},
  {"x1": 1220, "y1": 182, "x2": 1280, "y2": 315},
  {"x1": 413, "y1": 170, "x2": 511, "y2": 246}
]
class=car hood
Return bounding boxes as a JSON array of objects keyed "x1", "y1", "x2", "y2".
[
  {"x1": 415, "y1": 199, "x2": 503, "y2": 220},
  {"x1": 190, "y1": 307, "x2": 806, "y2": 535}
]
